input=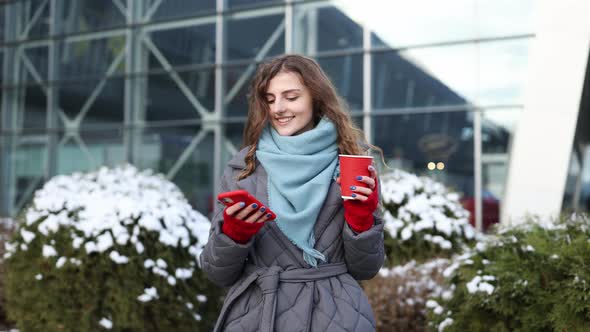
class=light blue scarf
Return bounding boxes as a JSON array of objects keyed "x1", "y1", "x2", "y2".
[{"x1": 256, "y1": 118, "x2": 339, "y2": 267}]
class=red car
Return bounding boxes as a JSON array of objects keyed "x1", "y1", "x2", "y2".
[{"x1": 460, "y1": 191, "x2": 500, "y2": 232}]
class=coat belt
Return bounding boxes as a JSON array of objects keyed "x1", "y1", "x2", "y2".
[{"x1": 213, "y1": 262, "x2": 349, "y2": 332}]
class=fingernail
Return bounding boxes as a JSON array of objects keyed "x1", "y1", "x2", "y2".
[
  {"x1": 239, "y1": 202, "x2": 246, "y2": 207},
  {"x1": 252, "y1": 203, "x2": 258, "y2": 209},
  {"x1": 260, "y1": 207, "x2": 266, "y2": 212},
  {"x1": 350, "y1": 186, "x2": 356, "y2": 190},
  {"x1": 356, "y1": 176, "x2": 362, "y2": 180},
  {"x1": 351, "y1": 193, "x2": 357, "y2": 198},
  {"x1": 368, "y1": 165, "x2": 375, "y2": 171},
  {"x1": 266, "y1": 213, "x2": 272, "y2": 218}
]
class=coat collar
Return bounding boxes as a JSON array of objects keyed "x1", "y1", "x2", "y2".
[{"x1": 229, "y1": 146, "x2": 343, "y2": 266}]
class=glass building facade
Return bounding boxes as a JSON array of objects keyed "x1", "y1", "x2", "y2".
[{"x1": 0, "y1": 0, "x2": 537, "y2": 226}]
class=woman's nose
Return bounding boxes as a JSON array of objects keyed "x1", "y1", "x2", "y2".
[{"x1": 272, "y1": 98, "x2": 287, "y2": 113}]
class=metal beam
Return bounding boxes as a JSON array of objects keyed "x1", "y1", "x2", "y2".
[
  {"x1": 0, "y1": 2, "x2": 20, "y2": 217},
  {"x1": 112, "y1": 0, "x2": 127, "y2": 18},
  {"x1": 46, "y1": 0, "x2": 63, "y2": 179},
  {"x1": 73, "y1": 49, "x2": 126, "y2": 126},
  {"x1": 166, "y1": 130, "x2": 208, "y2": 180},
  {"x1": 19, "y1": 0, "x2": 49, "y2": 40},
  {"x1": 285, "y1": 0, "x2": 293, "y2": 54},
  {"x1": 362, "y1": 23, "x2": 372, "y2": 143},
  {"x1": 144, "y1": 0, "x2": 163, "y2": 21},
  {"x1": 473, "y1": 109, "x2": 483, "y2": 231},
  {"x1": 124, "y1": 0, "x2": 144, "y2": 163},
  {"x1": 213, "y1": 0, "x2": 227, "y2": 202},
  {"x1": 142, "y1": 36, "x2": 209, "y2": 116},
  {"x1": 224, "y1": 20, "x2": 285, "y2": 106}
]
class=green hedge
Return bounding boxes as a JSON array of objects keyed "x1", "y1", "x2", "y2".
[
  {"x1": 427, "y1": 214, "x2": 590, "y2": 332},
  {"x1": 4, "y1": 166, "x2": 223, "y2": 331}
]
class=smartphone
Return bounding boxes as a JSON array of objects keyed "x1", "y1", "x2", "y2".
[{"x1": 217, "y1": 190, "x2": 276, "y2": 220}]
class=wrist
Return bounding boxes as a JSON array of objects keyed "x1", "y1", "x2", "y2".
[
  {"x1": 343, "y1": 183, "x2": 379, "y2": 233},
  {"x1": 221, "y1": 211, "x2": 264, "y2": 244}
]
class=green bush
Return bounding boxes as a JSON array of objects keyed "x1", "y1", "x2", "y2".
[
  {"x1": 4, "y1": 166, "x2": 223, "y2": 332},
  {"x1": 380, "y1": 170, "x2": 478, "y2": 266},
  {"x1": 427, "y1": 213, "x2": 590, "y2": 332}
]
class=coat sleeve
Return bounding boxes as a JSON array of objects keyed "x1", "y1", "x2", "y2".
[
  {"x1": 342, "y1": 210, "x2": 385, "y2": 280},
  {"x1": 199, "y1": 167, "x2": 253, "y2": 287},
  {"x1": 341, "y1": 176, "x2": 385, "y2": 280}
]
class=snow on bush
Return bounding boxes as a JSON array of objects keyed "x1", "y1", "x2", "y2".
[
  {"x1": 380, "y1": 169, "x2": 478, "y2": 265},
  {"x1": 427, "y1": 213, "x2": 590, "y2": 332},
  {"x1": 4, "y1": 165, "x2": 222, "y2": 332}
]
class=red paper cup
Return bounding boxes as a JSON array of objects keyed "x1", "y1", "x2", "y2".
[{"x1": 339, "y1": 154, "x2": 373, "y2": 200}]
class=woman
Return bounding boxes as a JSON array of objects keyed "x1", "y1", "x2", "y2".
[{"x1": 200, "y1": 54, "x2": 384, "y2": 332}]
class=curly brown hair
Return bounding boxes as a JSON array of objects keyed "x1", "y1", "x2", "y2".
[{"x1": 239, "y1": 54, "x2": 379, "y2": 180}]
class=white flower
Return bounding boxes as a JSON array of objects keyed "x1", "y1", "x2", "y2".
[
  {"x1": 21, "y1": 229, "x2": 36, "y2": 243},
  {"x1": 99, "y1": 318, "x2": 113, "y2": 329},
  {"x1": 439, "y1": 318, "x2": 454, "y2": 331},
  {"x1": 109, "y1": 251, "x2": 129, "y2": 264},
  {"x1": 56, "y1": 257, "x2": 67, "y2": 268},
  {"x1": 42, "y1": 245, "x2": 57, "y2": 257}
]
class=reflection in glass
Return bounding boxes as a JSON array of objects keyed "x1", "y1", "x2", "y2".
[
  {"x1": 479, "y1": 38, "x2": 531, "y2": 106},
  {"x1": 58, "y1": 36, "x2": 126, "y2": 80},
  {"x1": 351, "y1": 115, "x2": 363, "y2": 131},
  {"x1": 373, "y1": 49, "x2": 473, "y2": 109},
  {"x1": 318, "y1": 55, "x2": 363, "y2": 110},
  {"x1": 56, "y1": 129, "x2": 125, "y2": 175},
  {"x1": 6, "y1": 0, "x2": 51, "y2": 41},
  {"x1": 14, "y1": 134, "x2": 48, "y2": 212},
  {"x1": 57, "y1": 78, "x2": 125, "y2": 129},
  {"x1": 227, "y1": 12, "x2": 284, "y2": 61},
  {"x1": 293, "y1": 4, "x2": 362, "y2": 54},
  {"x1": 373, "y1": 111, "x2": 474, "y2": 197},
  {"x1": 580, "y1": 147, "x2": 590, "y2": 213},
  {"x1": 58, "y1": 0, "x2": 126, "y2": 35},
  {"x1": 148, "y1": 24, "x2": 216, "y2": 71},
  {"x1": 228, "y1": 0, "x2": 283, "y2": 9},
  {"x1": 225, "y1": 122, "x2": 246, "y2": 149},
  {"x1": 20, "y1": 85, "x2": 47, "y2": 129},
  {"x1": 136, "y1": 126, "x2": 213, "y2": 214},
  {"x1": 481, "y1": 108, "x2": 520, "y2": 228},
  {"x1": 476, "y1": 0, "x2": 536, "y2": 39},
  {"x1": 563, "y1": 149, "x2": 581, "y2": 213},
  {"x1": 335, "y1": 0, "x2": 535, "y2": 49},
  {"x1": 0, "y1": 52, "x2": 3, "y2": 85},
  {"x1": 225, "y1": 65, "x2": 253, "y2": 117},
  {"x1": 0, "y1": 5, "x2": 4, "y2": 42},
  {"x1": 145, "y1": 70, "x2": 215, "y2": 122},
  {"x1": 149, "y1": 0, "x2": 215, "y2": 21},
  {"x1": 21, "y1": 46, "x2": 49, "y2": 85}
]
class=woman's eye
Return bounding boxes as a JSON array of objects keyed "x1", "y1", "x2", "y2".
[
  {"x1": 266, "y1": 99, "x2": 275, "y2": 104},
  {"x1": 286, "y1": 96, "x2": 299, "y2": 101}
]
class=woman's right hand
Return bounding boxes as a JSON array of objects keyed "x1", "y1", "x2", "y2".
[{"x1": 225, "y1": 202, "x2": 273, "y2": 224}]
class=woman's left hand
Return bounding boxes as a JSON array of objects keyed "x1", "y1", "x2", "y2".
[{"x1": 336, "y1": 165, "x2": 378, "y2": 201}]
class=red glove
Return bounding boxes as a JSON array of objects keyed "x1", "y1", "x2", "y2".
[
  {"x1": 343, "y1": 181, "x2": 379, "y2": 233},
  {"x1": 221, "y1": 210, "x2": 265, "y2": 244}
]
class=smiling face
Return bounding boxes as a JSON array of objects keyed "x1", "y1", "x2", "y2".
[{"x1": 265, "y1": 71, "x2": 315, "y2": 136}]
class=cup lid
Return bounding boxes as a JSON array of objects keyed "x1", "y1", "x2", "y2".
[{"x1": 338, "y1": 154, "x2": 373, "y2": 159}]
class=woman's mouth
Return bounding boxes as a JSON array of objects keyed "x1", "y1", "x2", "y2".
[{"x1": 276, "y1": 116, "x2": 295, "y2": 125}]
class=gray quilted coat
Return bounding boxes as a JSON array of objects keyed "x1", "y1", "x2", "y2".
[{"x1": 200, "y1": 147, "x2": 385, "y2": 332}]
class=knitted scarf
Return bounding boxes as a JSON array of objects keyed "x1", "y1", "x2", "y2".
[{"x1": 256, "y1": 118, "x2": 339, "y2": 267}]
